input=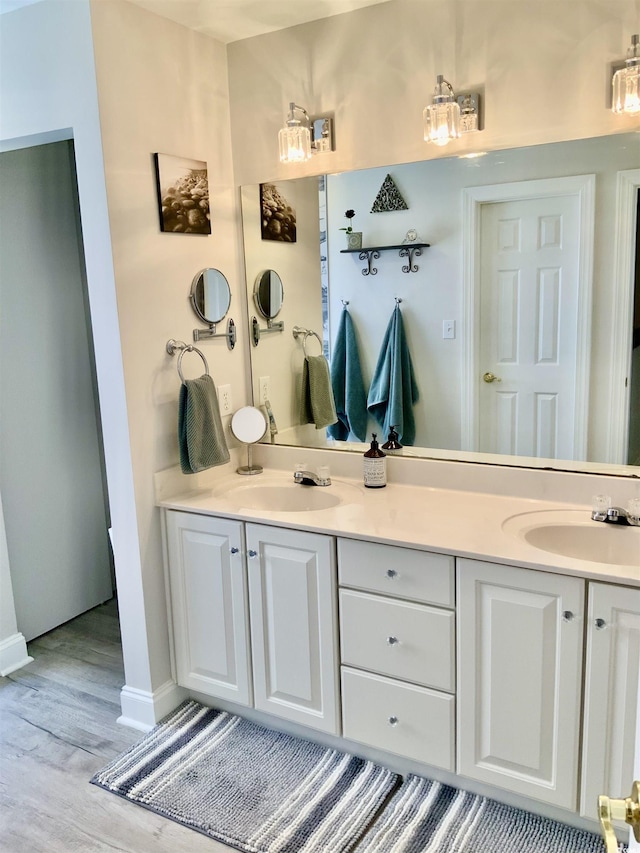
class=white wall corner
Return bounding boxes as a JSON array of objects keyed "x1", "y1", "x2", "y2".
[
  {"x1": 117, "y1": 679, "x2": 188, "y2": 732},
  {"x1": 0, "y1": 633, "x2": 33, "y2": 677}
]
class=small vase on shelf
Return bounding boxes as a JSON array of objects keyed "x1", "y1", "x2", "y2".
[{"x1": 346, "y1": 231, "x2": 363, "y2": 250}]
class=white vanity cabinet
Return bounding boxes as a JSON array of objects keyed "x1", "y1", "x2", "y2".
[
  {"x1": 245, "y1": 523, "x2": 340, "y2": 734},
  {"x1": 338, "y1": 538, "x2": 456, "y2": 772},
  {"x1": 580, "y1": 582, "x2": 640, "y2": 819},
  {"x1": 164, "y1": 511, "x2": 340, "y2": 735},
  {"x1": 457, "y1": 558, "x2": 584, "y2": 810},
  {"x1": 164, "y1": 510, "x2": 252, "y2": 706}
]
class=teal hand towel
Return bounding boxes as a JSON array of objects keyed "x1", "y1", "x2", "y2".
[
  {"x1": 327, "y1": 309, "x2": 368, "y2": 442},
  {"x1": 178, "y1": 374, "x2": 230, "y2": 474},
  {"x1": 300, "y1": 354, "x2": 338, "y2": 430},
  {"x1": 367, "y1": 304, "x2": 419, "y2": 445}
]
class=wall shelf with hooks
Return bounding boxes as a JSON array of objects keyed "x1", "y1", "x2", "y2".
[{"x1": 340, "y1": 243, "x2": 430, "y2": 276}]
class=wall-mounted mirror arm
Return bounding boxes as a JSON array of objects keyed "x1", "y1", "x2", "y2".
[
  {"x1": 251, "y1": 316, "x2": 285, "y2": 347},
  {"x1": 193, "y1": 317, "x2": 237, "y2": 349}
]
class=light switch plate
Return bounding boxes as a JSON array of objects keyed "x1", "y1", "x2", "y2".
[{"x1": 443, "y1": 320, "x2": 456, "y2": 339}]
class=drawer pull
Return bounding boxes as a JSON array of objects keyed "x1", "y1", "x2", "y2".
[
  {"x1": 388, "y1": 715, "x2": 399, "y2": 727},
  {"x1": 248, "y1": 549, "x2": 258, "y2": 558},
  {"x1": 230, "y1": 547, "x2": 239, "y2": 555},
  {"x1": 386, "y1": 636, "x2": 399, "y2": 646},
  {"x1": 562, "y1": 610, "x2": 575, "y2": 623},
  {"x1": 386, "y1": 569, "x2": 398, "y2": 579},
  {"x1": 595, "y1": 617, "x2": 607, "y2": 630}
]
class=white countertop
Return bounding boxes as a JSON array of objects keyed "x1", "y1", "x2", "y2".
[{"x1": 158, "y1": 469, "x2": 640, "y2": 587}]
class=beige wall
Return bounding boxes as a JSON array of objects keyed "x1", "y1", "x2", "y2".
[
  {"x1": 227, "y1": 0, "x2": 640, "y2": 187},
  {"x1": 90, "y1": 0, "x2": 248, "y2": 701}
]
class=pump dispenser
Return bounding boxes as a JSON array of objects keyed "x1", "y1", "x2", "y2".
[
  {"x1": 363, "y1": 433, "x2": 387, "y2": 488},
  {"x1": 382, "y1": 426, "x2": 403, "y2": 452}
]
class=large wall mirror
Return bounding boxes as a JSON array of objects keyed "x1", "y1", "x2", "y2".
[{"x1": 240, "y1": 133, "x2": 640, "y2": 477}]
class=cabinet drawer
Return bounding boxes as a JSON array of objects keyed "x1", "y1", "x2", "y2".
[
  {"x1": 338, "y1": 538, "x2": 454, "y2": 608},
  {"x1": 340, "y1": 590, "x2": 454, "y2": 692},
  {"x1": 341, "y1": 667, "x2": 454, "y2": 771}
]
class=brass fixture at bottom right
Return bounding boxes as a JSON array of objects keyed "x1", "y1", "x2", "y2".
[{"x1": 598, "y1": 780, "x2": 640, "y2": 852}]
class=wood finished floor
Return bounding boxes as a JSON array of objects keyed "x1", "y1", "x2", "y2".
[{"x1": 0, "y1": 599, "x2": 235, "y2": 852}]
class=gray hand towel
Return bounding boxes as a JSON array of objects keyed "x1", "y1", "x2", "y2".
[
  {"x1": 300, "y1": 355, "x2": 338, "y2": 430},
  {"x1": 178, "y1": 374, "x2": 230, "y2": 474}
]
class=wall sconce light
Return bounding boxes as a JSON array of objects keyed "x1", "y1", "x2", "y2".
[
  {"x1": 423, "y1": 76, "x2": 480, "y2": 146},
  {"x1": 612, "y1": 34, "x2": 640, "y2": 115},
  {"x1": 278, "y1": 102, "x2": 334, "y2": 164}
]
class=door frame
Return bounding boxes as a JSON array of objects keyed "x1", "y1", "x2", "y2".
[
  {"x1": 608, "y1": 168, "x2": 640, "y2": 464},
  {"x1": 461, "y1": 175, "x2": 596, "y2": 458}
]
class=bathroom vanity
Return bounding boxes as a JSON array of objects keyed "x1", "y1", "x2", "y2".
[{"x1": 158, "y1": 452, "x2": 640, "y2": 833}]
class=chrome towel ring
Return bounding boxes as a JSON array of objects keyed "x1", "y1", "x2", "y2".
[
  {"x1": 166, "y1": 339, "x2": 210, "y2": 382},
  {"x1": 292, "y1": 326, "x2": 322, "y2": 357}
]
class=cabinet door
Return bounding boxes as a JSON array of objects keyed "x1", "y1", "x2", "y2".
[
  {"x1": 581, "y1": 583, "x2": 640, "y2": 820},
  {"x1": 246, "y1": 523, "x2": 339, "y2": 734},
  {"x1": 457, "y1": 558, "x2": 584, "y2": 809},
  {"x1": 164, "y1": 511, "x2": 251, "y2": 705}
]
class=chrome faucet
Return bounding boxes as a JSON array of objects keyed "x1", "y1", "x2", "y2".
[
  {"x1": 591, "y1": 495, "x2": 640, "y2": 526},
  {"x1": 294, "y1": 468, "x2": 331, "y2": 487}
]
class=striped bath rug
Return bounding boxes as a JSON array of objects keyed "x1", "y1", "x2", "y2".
[
  {"x1": 355, "y1": 775, "x2": 617, "y2": 853},
  {"x1": 91, "y1": 700, "x2": 399, "y2": 853}
]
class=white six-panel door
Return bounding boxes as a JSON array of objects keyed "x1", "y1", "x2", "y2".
[
  {"x1": 164, "y1": 511, "x2": 252, "y2": 706},
  {"x1": 246, "y1": 523, "x2": 340, "y2": 734},
  {"x1": 478, "y1": 194, "x2": 581, "y2": 459},
  {"x1": 457, "y1": 558, "x2": 584, "y2": 809}
]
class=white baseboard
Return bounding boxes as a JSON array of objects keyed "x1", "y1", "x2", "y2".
[
  {"x1": 0, "y1": 632, "x2": 33, "y2": 676},
  {"x1": 117, "y1": 679, "x2": 188, "y2": 732}
]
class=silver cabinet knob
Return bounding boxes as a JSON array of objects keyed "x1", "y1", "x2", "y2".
[
  {"x1": 248, "y1": 549, "x2": 258, "y2": 558},
  {"x1": 388, "y1": 715, "x2": 399, "y2": 726},
  {"x1": 595, "y1": 617, "x2": 607, "y2": 630},
  {"x1": 230, "y1": 547, "x2": 239, "y2": 555},
  {"x1": 386, "y1": 636, "x2": 399, "y2": 646},
  {"x1": 562, "y1": 610, "x2": 575, "y2": 622},
  {"x1": 386, "y1": 569, "x2": 398, "y2": 579}
]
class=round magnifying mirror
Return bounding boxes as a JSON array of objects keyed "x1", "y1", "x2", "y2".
[
  {"x1": 231, "y1": 406, "x2": 268, "y2": 475},
  {"x1": 190, "y1": 269, "x2": 231, "y2": 324},
  {"x1": 231, "y1": 406, "x2": 267, "y2": 444},
  {"x1": 253, "y1": 269, "x2": 284, "y2": 320}
]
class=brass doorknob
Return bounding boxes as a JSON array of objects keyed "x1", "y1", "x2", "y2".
[
  {"x1": 598, "y1": 780, "x2": 640, "y2": 852},
  {"x1": 483, "y1": 372, "x2": 502, "y2": 383}
]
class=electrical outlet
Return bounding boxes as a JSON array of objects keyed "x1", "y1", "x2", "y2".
[
  {"x1": 443, "y1": 320, "x2": 456, "y2": 339},
  {"x1": 219, "y1": 384, "x2": 232, "y2": 415},
  {"x1": 259, "y1": 376, "x2": 270, "y2": 403}
]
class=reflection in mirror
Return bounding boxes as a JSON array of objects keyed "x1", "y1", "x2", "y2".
[
  {"x1": 254, "y1": 269, "x2": 284, "y2": 319},
  {"x1": 191, "y1": 268, "x2": 231, "y2": 324},
  {"x1": 241, "y1": 135, "x2": 640, "y2": 477},
  {"x1": 231, "y1": 405, "x2": 267, "y2": 475}
]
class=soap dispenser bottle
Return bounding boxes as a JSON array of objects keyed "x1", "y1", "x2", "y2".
[
  {"x1": 382, "y1": 425, "x2": 403, "y2": 453},
  {"x1": 363, "y1": 433, "x2": 387, "y2": 488}
]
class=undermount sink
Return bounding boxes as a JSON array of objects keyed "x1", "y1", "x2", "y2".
[
  {"x1": 502, "y1": 510, "x2": 640, "y2": 567},
  {"x1": 215, "y1": 478, "x2": 360, "y2": 513}
]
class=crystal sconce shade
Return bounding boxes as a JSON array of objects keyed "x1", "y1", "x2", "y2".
[
  {"x1": 278, "y1": 102, "x2": 334, "y2": 164},
  {"x1": 423, "y1": 76, "x2": 460, "y2": 146},
  {"x1": 612, "y1": 34, "x2": 640, "y2": 115},
  {"x1": 278, "y1": 103, "x2": 311, "y2": 163},
  {"x1": 423, "y1": 76, "x2": 480, "y2": 146}
]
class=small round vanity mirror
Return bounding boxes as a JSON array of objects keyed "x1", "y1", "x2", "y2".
[
  {"x1": 231, "y1": 406, "x2": 268, "y2": 475},
  {"x1": 253, "y1": 269, "x2": 284, "y2": 319},
  {"x1": 190, "y1": 268, "x2": 231, "y2": 324}
]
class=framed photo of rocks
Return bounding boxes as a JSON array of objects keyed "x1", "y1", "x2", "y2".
[
  {"x1": 260, "y1": 182, "x2": 297, "y2": 242},
  {"x1": 153, "y1": 153, "x2": 211, "y2": 234}
]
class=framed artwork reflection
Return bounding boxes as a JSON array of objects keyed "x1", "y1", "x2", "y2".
[{"x1": 260, "y1": 182, "x2": 297, "y2": 242}]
